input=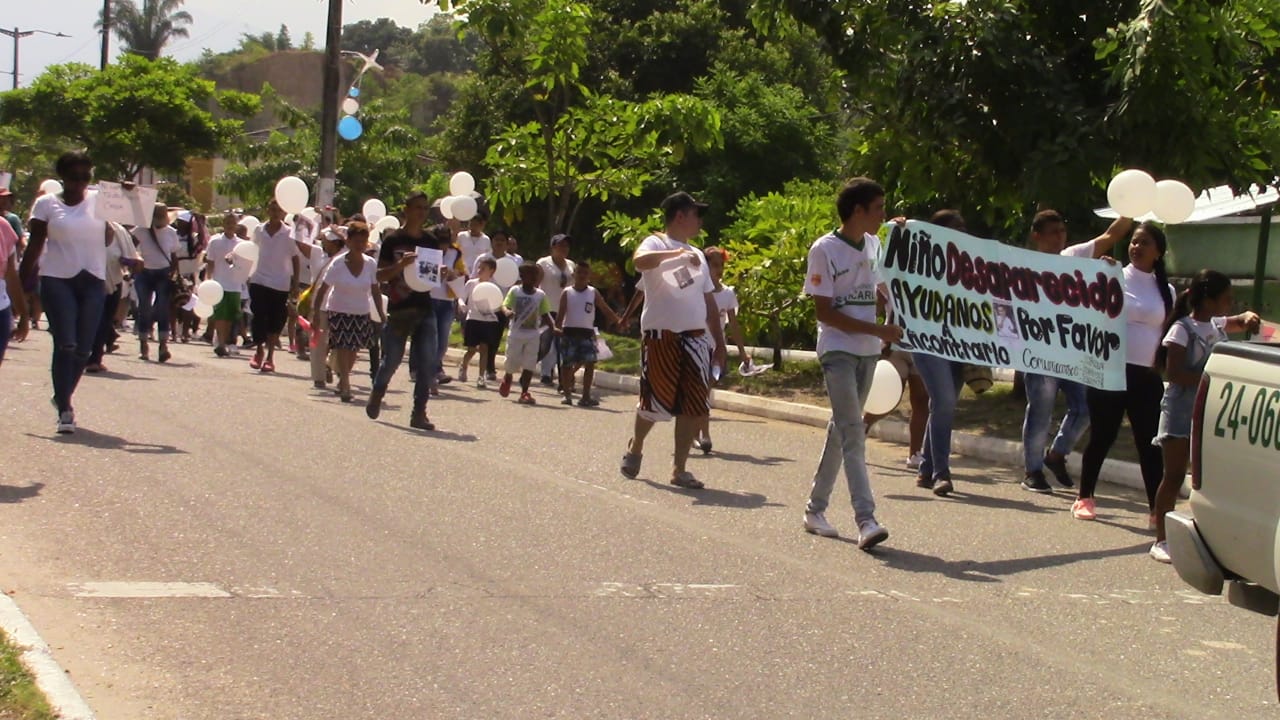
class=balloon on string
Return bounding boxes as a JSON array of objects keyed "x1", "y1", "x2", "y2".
[
  {"x1": 373, "y1": 215, "x2": 400, "y2": 234},
  {"x1": 1106, "y1": 169, "x2": 1157, "y2": 218},
  {"x1": 403, "y1": 263, "x2": 432, "y2": 292},
  {"x1": 338, "y1": 115, "x2": 363, "y2": 141},
  {"x1": 863, "y1": 359, "x2": 906, "y2": 415},
  {"x1": 39, "y1": 179, "x2": 63, "y2": 196},
  {"x1": 196, "y1": 280, "x2": 225, "y2": 306},
  {"x1": 348, "y1": 86, "x2": 361, "y2": 98},
  {"x1": 449, "y1": 171, "x2": 476, "y2": 196},
  {"x1": 193, "y1": 302, "x2": 215, "y2": 320},
  {"x1": 493, "y1": 256, "x2": 519, "y2": 288},
  {"x1": 237, "y1": 215, "x2": 261, "y2": 234},
  {"x1": 439, "y1": 196, "x2": 457, "y2": 219},
  {"x1": 362, "y1": 198, "x2": 387, "y2": 224},
  {"x1": 1153, "y1": 180, "x2": 1196, "y2": 224},
  {"x1": 470, "y1": 281, "x2": 503, "y2": 314},
  {"x1": 232, "y1": 240, "x2": 260, "y2": 264},
  {"x1": 451, "y1": 195, "x2": 478, "y2": 222},
  {"x1": 274, "y1": 176, "x2": 309, "y2": 214},
  {"x1": 342, "y1": 98, "x2": 360, "y2": 115}
]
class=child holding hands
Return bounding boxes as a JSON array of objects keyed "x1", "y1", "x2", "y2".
[{"x1": 555, "y1": 261, "x2": 622, "y2": 406}]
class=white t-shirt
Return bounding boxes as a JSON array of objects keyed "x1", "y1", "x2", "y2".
[
  {"x1": 457, "y1": 231, "x2": 491, "y2": 276},
  {"x1": 536, "y1": 255, "x2": 577, "y2": 308},
  {"x1": 560, "y1": 285, "x2": 599, "y2": 329},
  {"x1": 473, "y1": 251, "x2": 519, "y2": 292},
  {"x1": 804, "y1": 230, "x2": 881, "y2": 357},
  {"x1": 249, "y1": 222, "x2": 302, "y2": 292},
  {"x1": 636, "y1": 234, "x2": 713, "y2": 333},
  {"x1": 206, "y1": 233, "x2": 245, "y2": 289},
  {"x1": 105, "y1": 223, "x2": 139, "y2": 293},
  {"x1": 1122, "y1": 264, "x2": 1174, "y2": 367},
  {"x1": 711, "y1": 285, "x2": 739, "y2": 328},
  {"x1": 320, "y1": 252, "x2": 378, "y2": 315},
  {"x1": 463, "y1": 278, "x2": 499, "y2": 322},
  {"x1": 0, "y1": 220, "x2": 19, "y2": 311},
  {"x1": 29, "y1": 191, "x2": 106, "y2": 280},
  {"x1": 1163, "y1": 316, "x2": 1228, "y2": 350},
  {"x1": 133, "y1": 225, "x2": 180, "y2": 270},
  {"x1": 1060, "y1": 240, "x2": 1096, "y2": 259},
  {"x1": 505, "y1": 286, "x2": 551, "y2": 339}
]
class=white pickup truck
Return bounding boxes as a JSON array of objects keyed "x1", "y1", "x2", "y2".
[{"x1": 1166, "y1": 340, "x2": 1280, "y2": 693}]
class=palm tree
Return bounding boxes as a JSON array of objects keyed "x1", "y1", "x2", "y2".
[{"x1": 96, "y1": 0, "x2": 193, "y2": 60}]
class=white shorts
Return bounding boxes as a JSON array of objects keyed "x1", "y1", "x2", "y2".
[{"x1": 504, "y1": 334, "x2": 540, "y2": 374}]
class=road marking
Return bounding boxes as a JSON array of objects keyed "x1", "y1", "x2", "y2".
[
  {"x1": 70, "y1": 582, "x2": 232, "y2": 598},
  {"x1": 592, "y1": 582, "x2": 742, "y2": 598}
]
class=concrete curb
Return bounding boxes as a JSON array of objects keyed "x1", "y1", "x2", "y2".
[
  {"x1": 445, "y1": 347, "x2": 1151, "y2": 494},
  {"x1": 0, "y1": 592, "x2": 96, "y2": 719}
]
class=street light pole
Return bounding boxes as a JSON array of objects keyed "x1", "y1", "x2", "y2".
[
  {"x1": 101, "y1": 0, "x2": 111, "y2": 70},
  {"x1": 316, "y1": 0, "x2": 343, "y2": 209},
  {"x1": 0, "y1": 27, "x2": 71, "y2": 90}
]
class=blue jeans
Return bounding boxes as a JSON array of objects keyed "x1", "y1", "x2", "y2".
[
  {"x1": 913, "y1": 353, "x2": 964, "y2": 481},
  {"x1": 431, "y1": 298, "x2": 455, "y2": 378},
  {"x1": 1022, "y1": 372, "x2": 1090, "y2": 474},
  {"x1": 373, "y1": 308, "x2": 438, "y2": 407},
  {"x1": 0, "y1": 306, "x2": 11, "y2": 363},
  {"x1": 807, "y1": 352, "x2": 878, "y2": 523},
  {"x1": 133, "y1": 268, "x2": 172, "y2": 337},
  {"x1": 40, "y1": 272, "x2": 106, "y2": 412}
]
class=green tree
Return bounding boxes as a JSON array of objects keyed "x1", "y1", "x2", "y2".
[
  {"x1": 301, "y1": 32, "x2": 317, "y2": 51},
  {"x1": 392, "y1": 14, "x2": 480, "y2": 76},
  {"x1": 98, "y1": 0, "x2": 194, "y2": 60},
  {"x1": 342, "y1": 19, "x2": 414, "y2": 68},
  {"x1": 275, "y1": 24, "x2": 293, "y2": 51},
  {"x1": 0, "y1": 55, "x2": 260, "y2": 180}
]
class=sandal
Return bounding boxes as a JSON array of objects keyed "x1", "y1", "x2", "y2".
[
  {"x1": 620, "y1": 451, "x2": 642, "y2": 479},
  {"x1": 158, "y1": 345, "x2": 171, "y2": 363},
  {"x1": 671, "y1": 472, "x2": 705, "y2": 490}
]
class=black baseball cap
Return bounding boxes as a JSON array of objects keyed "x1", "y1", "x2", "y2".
[{"x1": 660, "y1": 191, "x2": 709, "y2": 216}]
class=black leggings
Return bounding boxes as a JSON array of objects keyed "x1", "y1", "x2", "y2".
[{"x1": 1079, "y1": 363, "x2": 1164, "y2": 507}]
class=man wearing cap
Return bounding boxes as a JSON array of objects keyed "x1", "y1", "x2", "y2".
[
  {"x1": 536, "y1": 233, "x2": 576, "y2": 384},
  {"x1": 620, "y1": 191, "x2": 726, "y2": 490}
]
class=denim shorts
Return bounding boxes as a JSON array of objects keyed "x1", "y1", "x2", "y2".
[{"x1": 1154, "y1": 383, "x2": 1194, "y2": 445}]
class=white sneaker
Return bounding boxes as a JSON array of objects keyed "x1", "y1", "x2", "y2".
[
  {"x1": 803, "y1": 512, "x2": 839, "y2": 538},
  {"x1": 56, "y1": 410, "x2": 76, "y2": 434},
  {"x1": 1149, "y1": 541, "x2": 1172, "y2": 564},
  {"x1": 475, "y1": 378, "x2": 487, "y2": 389},
  {"x1": 906, "y1": 452, "x2": 924, "y2": 470},
  {"x1": 229, "y1": 345, "x2": 241, "y2": 357},
  {"x1": 857, "y1": 518, "x2": 889, "y2": 550}
]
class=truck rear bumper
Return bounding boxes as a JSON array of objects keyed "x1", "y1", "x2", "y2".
[{"x1": 1166, "y1": 511, "x2": 1225, "y2": 596}]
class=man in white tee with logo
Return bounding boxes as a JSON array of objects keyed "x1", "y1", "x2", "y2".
[
  {"x1": 619, "y1": 192, "x2": 726, "y2": 490},
  {"x1": 801, "y1": 178, "x2": 902, "y2": 550}
]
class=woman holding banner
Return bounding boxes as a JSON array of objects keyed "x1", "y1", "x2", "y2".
[{"x1": 1072, "y1": 221, "x2": 1173, "y2": 523}]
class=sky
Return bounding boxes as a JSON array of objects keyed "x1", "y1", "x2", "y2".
[{"x1": 4, "y1": 0, "x2": 440, "y2": 88}]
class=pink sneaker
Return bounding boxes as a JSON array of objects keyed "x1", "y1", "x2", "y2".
[{"x1": 1071, "y1": 497, "x2": 1097, "y2": 521}]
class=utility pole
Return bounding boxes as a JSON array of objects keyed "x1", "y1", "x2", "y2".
[
  {"x1": 316, "y1": 0, "x2": 343, "y2": 209},
  {"x1": 0, "y1": 27, "x2": 70, "y2": 90},
  {"x1": 101, "y1": 0, "x2": 111, "y2": 69}
]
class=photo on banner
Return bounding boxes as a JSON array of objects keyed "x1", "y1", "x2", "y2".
[
  {"x1": 878, "y1": 220, "x2": 1128, "y2": 391},
  {"x1": 415, "y1": 247, "x2": 443, "y2": 288}
]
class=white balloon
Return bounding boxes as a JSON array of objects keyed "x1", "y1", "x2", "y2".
[
  {"x1": 403, "y1": 262, "x2": 433, "y2": 292},
  {"x1": 197, "y1": 279, "x2": 225, "y2": 306},
  {"x1": 1153, "y1": 179, "x2": 1196, "y2": 224},
  {"x1": 274, "y1": 176, "x2": 310, "y2": 215},
  {"x1": 300, "y1": 207, "x2": 320, "y2": 223},
  {"x1": 440, "y1": 196, "x2": 457, "y2": 220},
  {"x1": 374, "y1": 215, "x2": 401, "y2": 233},
  {"x1": 470, "y1": 281, "x2": 503, "y2": 314},
  {"x1": 40, "y1": 179, "x2": 63, "y2": 196},
  {"x1": 449, "y1": 171, "x2": 476, "y2": 196},
  {"x1": 341, "y1": 98, "x2": 360, "y2": 115},
  {"x1": 451, "y1": 195, "x2": 478, "y2": 222},
  {"x1": 1107, "y1": 169, "x2": 1158, "y2": 219},
  {"x1": 193, "y1": 302, "x2": 215, "y2": 320},
  {"x1": 493, "y1": 256, "x2": 519, "y2": 288},
  {"x1": 232, "y1": 241, "x2": 260, "y2": 264},
  {"x1": 362, "y1": 198, "x2": 387, "y2": 224},
  {"x1": 864, "y1": 359, "x2": 906, "y2": 415},
  {"x1": 238, "y1": 215, "x2": 261, "y2": 234}
]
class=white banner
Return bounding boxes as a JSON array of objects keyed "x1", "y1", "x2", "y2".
[{"x1": 95, "y1": 182, "x2": 158, "y2": 227}]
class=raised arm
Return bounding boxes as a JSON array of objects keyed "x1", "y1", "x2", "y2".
[{"x1": 1085, "y1": 216, "x2": 1135, "y2": 259}]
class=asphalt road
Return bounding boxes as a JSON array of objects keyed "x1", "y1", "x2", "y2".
[{"x1": 0, "y1": 331, "x2": 1275, "y2": 719}]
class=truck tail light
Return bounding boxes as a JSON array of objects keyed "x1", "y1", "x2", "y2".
[{"x1": 1191, "y1": 376, "x2": 1209, "y2": 491}]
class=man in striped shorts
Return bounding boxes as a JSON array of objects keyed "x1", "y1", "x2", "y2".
[{"x1": 619, "y1": 192, "x2": 727, "y2": 490}]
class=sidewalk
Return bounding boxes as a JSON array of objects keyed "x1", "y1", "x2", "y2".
[{"x1": 445, "y1": 348, "x2": 1154, "y2": 494}]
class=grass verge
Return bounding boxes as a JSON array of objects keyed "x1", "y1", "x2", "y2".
[{"x1": 0, "y1": 629, "x2": 56, "y2": 720}]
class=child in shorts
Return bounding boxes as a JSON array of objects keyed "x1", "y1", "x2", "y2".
[
  {"x1": 555, "y1": 261, "x2": 621, "y2": 406},
  {"x1": 459, "y1": 257, "x2": 500, "y2": 388},
  {"x1": 499, "y1": 262, "x2": 554, "y2": 404}
]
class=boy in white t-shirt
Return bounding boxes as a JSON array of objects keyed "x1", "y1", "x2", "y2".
[
  {"x1": 457, "y1": 213, "x2": 491, "y2": 279},
  {"x1": 205, "y1": 211, "x2": 247, "y2": 358},
  {"x1": 554, "y1": 261, "x2": 622, "y2": 407},
  {"x1": 459, "y1": 257, "x2": 500, "y2": 387},
  {"x1": 498, "y1": 262, "x2": 554, "y2": 404},
  {"x1": 801, "y1": 177, "x2": 902, "y2": 550}
]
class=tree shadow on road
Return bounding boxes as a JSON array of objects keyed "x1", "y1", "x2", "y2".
[
  {"x1": 0, "y1": 482, "x2": 44, "y2": 503},
  {"x1": 852, "y1": 541, "x2": 1150, "y2": 583},
  {"x1": 638, "y1": 478, "x2": 783, "y2": 509},
  {"x1": 27, "y1": 430, "x2": 185, "y2": 455}
]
